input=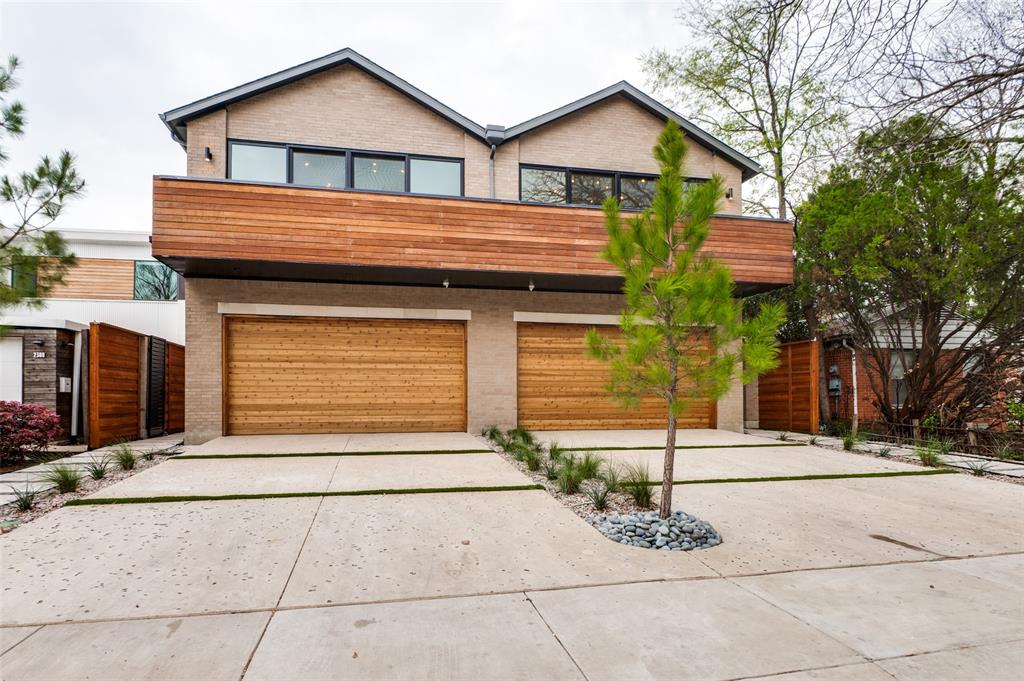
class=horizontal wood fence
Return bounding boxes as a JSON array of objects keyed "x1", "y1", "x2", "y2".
[
  {"x1": 87, "y1": 322, "x2": 185, "y2": 448},
  {"x1": 758, "y1": 339, "x2": 820, "y2": 434}
]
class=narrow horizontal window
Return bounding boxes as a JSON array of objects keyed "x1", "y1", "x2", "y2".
[
  {"x1": 134, "y1": 261, "x2": 179, "y2": 301},
  {"x1": 570, "y1": 171, "x2": 614, "y2": 206},
  {"x1": 410, "y1": 158, "x2": 461, "y2": 196},
  {"x1": 521, "y1": 167, "x2": 567, "y2": 204},
  {"x1": 353, "y1": 155, "x2": 405, "y2": 192},
  {"x1": 228, "y1": 143, "x2": 287, "y2": 183},
  {"x1": 619, "y1": 175, "x2": 657, "y2": 210},
  {"x1": 292, "y1": 151, "x2": 346, "y2": 188}
]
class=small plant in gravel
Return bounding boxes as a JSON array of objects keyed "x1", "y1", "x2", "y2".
[
  {"x1": 84, "y1": 457, "x2": 110, "y2": 480},
  {"x1": 542, "y1": 459, "x2": 560, "y2": 481},
  {"x1": 113, "y1": 443, "x2": 137, "y2": 471},
  {"x1": 965, "y1": 460, "x2": 992, "y2": 476},
  {"x1": 601, "y1": 463, "x2": 622, "y2": 493},
  {"x1": 585, "y1": 481, "x2": 610, "y2": 511},
  {"x1": 557, "y1": 457, "x2": 585, "y2": 494},
  {"x1": 878, "y1": 446, "x2": 893, "y2": 458},
  {"x1": 141, "y1": 449, "x2": 156, "y2": 461},
  {"x1": 481, "y1": 424, "x2": 503, "y2": 442},
  {"x1": 777, "y1": 431, "x2": 790, "y2": 441},
  {"x1": 506, "y1": 426, "x2": 536, "y2": 447},
  {"x1": 547, "y1": 442, "x2": 564, "y2": 462},
  {"x1": 41, "y1": 464, "x2": 83, "y2": 493},
  {"x1": 622, "y1": 461, "x2": 653, "y2": 508},
  {"x1": 522, "y1": 448, "x2": 542, "y2": 472},
  {"x1": 841, "y1": 429, "x2": 863, "y2": 451},
  {"x1": 916, "y1": 443, "x2": 943, "y2": 467},
  {"x1": 577, "y1": 452, "x2": 602, "y2": 479},
  {"x1": 808, "y1": 436, "x2": 818, "y2": 445},
  {"x1": 933, "y1": 439, "x2": 955, "y2": 457},
  {"x1": 8, "y1": 485, "x2": 37, "y2": 511}
]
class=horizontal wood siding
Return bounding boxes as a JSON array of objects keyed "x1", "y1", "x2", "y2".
[
  {"x1": 517, "y1": 323, "x2": 714, "y2": 430},
  {"x1": 152, "y1": 178, "x2": 793, "y2": 285},
  {"x1": 46, "y1": 258, "x2": 135, "y2": 300},
  {"x1": 165, "y1": 342, "x2": 185, "y2": 434},
  {"x1": 223, "y1": 316, "x2": 466, "y2": 434},
  {"x1": 88, "y1": 323, "x2": 142, "y2": 449},
  {"x1": 758, "y1": 339, "x2": 820, "y2": 434}
]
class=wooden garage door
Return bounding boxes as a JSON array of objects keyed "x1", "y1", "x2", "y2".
[
  {"x1": 516, "y1": 323, "x2": 715, "y2": 430},
  {"x1": 224, "y1": 316, "x2": 466, "y2": 435}
]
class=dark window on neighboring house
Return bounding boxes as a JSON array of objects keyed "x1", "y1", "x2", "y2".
[
  {"x1": 226, "y1": 140, "x2": 464, "y2": 198},
  {"x1": 292, "y1": 151, "x2": 346, "y2": 188},
  {"x1": 890, "y1": 350, "x2": 916, "y2": 408},
  {"x1": 134, "y1": 261, "x2": 179, "y2": 301},
  {"x1": 520, "y1": 164, "x2": 709, "y2": 210},
  {"x1": 9, "y1": 257, "x2": 37, "y2": 297}
]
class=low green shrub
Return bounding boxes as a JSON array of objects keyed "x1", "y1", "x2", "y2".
[
  {"x1": 841, "y1": 429, "x2": 863, "y2": 451},
  {"x1": 8, "y1": 485, "x2": 37, "y2": 511},
  {"x1": 916, "y1": 444, "x2": 943, "y2": 467},
  {"x1": 42, "y1": 464, "x2": 83, "y2": 493},
  {"x1": 996, "y1": 445, "x2": 1023, "y2": 462},
  {"x1": 84, "y1": 457, "x2": 110, "y2": 480},
  {"x1": 523, "y1": 448, "x2": 542, "y2": 472},
  {"x1": 933, "y1": 439, "x2": 955, "y2": 457},
  {"x1": 808, "y1": 436, "x2": 818, "y2": 445},
  {"x1": 965, "y1": 460, "x2": 991, "y2": 476},
  {"x1": 506, "y1": 426, "x2": 536, "y2": 447},
  {"x1": 141, "y1": 449, "x2": 156, "y2": 461},
  {"x1": 113, "y1": 444, "x2": 137, "y2": 471},
  {"x1": 585, "y1": 482, "x2": 609, "y2": 511},
  {"x1": 777, "y1": 431, "x2": 790, "y2": 441},
  {"x1": 547, "y1": 442, "x2": 564, "y2": 462},
  {"x1": 621, "y1": 461, "x2": 653, "y2": 508},
  {"x1": 542, "y1": 459, "x2": 560, "y2": 481},
  {"x1": 877, "y1": 446, "x2": 893, "y2": 458}
]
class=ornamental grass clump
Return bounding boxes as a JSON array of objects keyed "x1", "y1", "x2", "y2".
[
  {"x1": 841, "y1": 429, "x2": 863, "y2": 451},
  {"x1": 9, "y1": 485, "x2": 37, "y2": 511},
  {"x1": 42, "y1": 464, "x2": 83, "y2": 494},
  {"x1": 84, "y1": 457, "x2": 110, "y2": 480},
  {"x1": 547, "y1": 442, "x2": 565, "y2": 462},
  {"x1": 542, "y1": 459, "x2": 560, "y2": 481},
  {"x1": 916, "y1": 442, "x2": 943, "y2": 467},
  {"x1": 113, "y1": 443, "x2": 137, "y2": 471},
  {"x1": 577, "y1": 452, "x2": 603, "y2": 479},
  {"x1": 601, "y1": 462, "x2": 622, "y2": 493},
  {"x1": 621, "y1": 461, "x2": 653, "y2": 508},
  {"x1": 522, "y1": 448, "x2": 542, "y2": 472},
  {"x1": 557, "y1": 456, "x2": 585, "y2": 494},
  {"x1": 585, "y1": 481, "x2": 610, "y2": 511}
]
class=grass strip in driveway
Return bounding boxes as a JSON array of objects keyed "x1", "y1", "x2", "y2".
[
  {"x1": 174, "y1": 449, "x2": 492, "y2": 459},
  {"x1": 660, "y1": 469, "x2": 957, "y2": 486},
  {"x1": 64, "y1": 483, "x2": 545, "y2": 506},
  {"x1": 564, "y1": 443, "x2": 807, "y2": 451}
]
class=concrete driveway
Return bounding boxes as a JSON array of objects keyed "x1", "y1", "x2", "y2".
[{"x1": 1, "y1": 430, "x2": 1022, "y2": 680}]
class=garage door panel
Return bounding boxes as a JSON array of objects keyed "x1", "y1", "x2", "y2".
[
  {"x1": 516, "y1": 323, "x2": 713, "y2": 430},
  {"x1": 225, "y1": 316, "x2": 466, "y2": 435}
]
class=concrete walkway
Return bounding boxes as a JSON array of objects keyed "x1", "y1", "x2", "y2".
[
  {"x1": 0, "y1": 434, "x2": 183, "y2": 506},
  {"x1": 1, "y1": 430, "x2": 1022, "y2": 680}
]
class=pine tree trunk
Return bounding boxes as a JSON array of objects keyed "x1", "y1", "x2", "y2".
[{"x1": 660, "y1": 410, "x2": 677, "y2": 519}]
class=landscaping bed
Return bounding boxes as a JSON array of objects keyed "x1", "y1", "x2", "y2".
[
  {"x1": 0, "y1": 443, "x2": 182, "y2": 532},
  {"x1": 482, "y1": 426, "x2": 722, "y2": 550}
]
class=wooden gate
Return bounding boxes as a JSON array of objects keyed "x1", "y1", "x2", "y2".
[
  {"x1": 758, "y1": 339, "x2": 820, "y2": 434},
  {"x1": 88, "y1": 323, "x2": 143, "y2": 449},
  {"x1": 146, "y1": 337, "x2": 167, "y2": 437},
  {"x1": 165, "y1": 342, "x2": 185, "y2": 434}
]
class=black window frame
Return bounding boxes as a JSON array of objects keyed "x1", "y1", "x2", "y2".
[
  {"x1": 226, "y1": 139, "x2": 465, "y2": 197},
  {"x1": 518, "y1": 163, "x2": 710, "y2": 210}
]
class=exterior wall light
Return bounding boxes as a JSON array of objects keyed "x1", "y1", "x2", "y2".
[
  {"x1": 442, "y1": 278, "x2": 449, "y2": 288},
  {"x1": 528, "y1": 280, "x2": 535, "y2": 292},
  {"x1": 725, "y1": 187, "x2": 734, "y2": 199},
  {"x1": 204, "y1": 147, "x2": 213, "y2": 162}
]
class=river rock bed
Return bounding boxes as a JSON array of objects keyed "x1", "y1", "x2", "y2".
[{"x1": 587, "y1": 510, "x2": 722, "y2": 550}]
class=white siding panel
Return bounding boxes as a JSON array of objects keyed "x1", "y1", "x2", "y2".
[
  {"x1": 0, "y1": 336, "x2": 24, "y2": 401},
  {"x1": 7, "y1": 300, "x2": 185, "y2": 344}
]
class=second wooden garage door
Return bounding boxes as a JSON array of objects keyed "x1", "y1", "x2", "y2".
[
  {"x1": 517, "y1": 323, "x2": 715, "y2": 430},
  {"x1": 224, "y1": 316, "x2": 466, "y2": 435}
]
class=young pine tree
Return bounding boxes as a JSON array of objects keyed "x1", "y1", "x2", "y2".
[{"x1": 586, "y1": 120, "x2": 784, "y2": 518}]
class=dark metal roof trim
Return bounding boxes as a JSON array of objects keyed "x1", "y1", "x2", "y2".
[
  {"x1": 159, "y1": 48, "x2": 488, "y2": 147},
  {"x1": 503, "y1": 81, "x2": 762, "y2": 180}
]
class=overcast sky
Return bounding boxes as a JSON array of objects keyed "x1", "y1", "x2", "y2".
[{"x1": 1, "y1": 1, "x2": 689, "y2": 231}]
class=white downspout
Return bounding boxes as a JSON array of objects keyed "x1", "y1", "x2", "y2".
[{"x1": 488, "y1": 144, "x2": 497, "y2": 199}]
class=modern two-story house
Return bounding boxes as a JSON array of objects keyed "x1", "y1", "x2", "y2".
[{"x1": 153, "y1": 48, "x2": 792, "y2": 444}]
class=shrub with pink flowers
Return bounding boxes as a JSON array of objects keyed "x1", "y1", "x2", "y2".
[{"x1": 0, "y1": 401, "x2": 62, "y2": 465}]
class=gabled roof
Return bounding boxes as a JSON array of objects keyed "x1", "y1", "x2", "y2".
[
  {"x1": 160, "y1": 49, "x2": 762, "y2": 180},
  {"x1": 502, "y1": 81, "x2": 762, "y2": 180},
  {"x1": 159, "y1": 48, "x2": 488, "y2": 147}
]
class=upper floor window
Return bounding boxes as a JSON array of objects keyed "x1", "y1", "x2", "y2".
[
  {"x1": 134, "y1": 261, "x2": 179, "y2": 301},
  {"x1": 520, "y1": 164, "x2": 709, "y2": 210},
  {"x1": 227, "y1": 141, "x2": 463, "y2": 197},
  {"x1": 4, "y1": 257, "x2": 38, "y2": 297}
]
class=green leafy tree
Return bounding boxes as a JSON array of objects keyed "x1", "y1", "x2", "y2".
[
  {"x1": 799, "y1": 115, "x2": 1024, "y2": 427},
  {"x1": 586, "y1": 121, "x2": 785, "y2": 518},
  {"x1": 1, "y1": 56, "x2": 83, "y2": 312}
]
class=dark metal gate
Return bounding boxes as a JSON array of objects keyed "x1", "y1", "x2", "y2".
[{"x1": 146, "y1": 337, "x2": 167, "y2": 437}]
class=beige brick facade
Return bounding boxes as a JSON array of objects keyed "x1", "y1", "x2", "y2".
[
  {"x1": 183, "y1": 65, "x2": 745, "y2": 212},
  {"x1": 184, "y1": 278, "x2": 744, "y2": 444}
]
